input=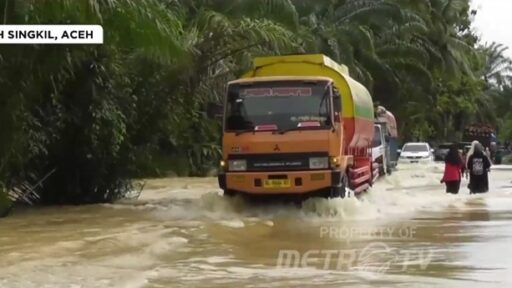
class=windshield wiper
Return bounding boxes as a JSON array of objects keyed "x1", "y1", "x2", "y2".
[
  {"x1": 235, "y1": 128, "x2": 255, "y2": 136},
  {"x1": 277, "y1": 127, "x2": 300, "y2": 135},
  {"x1": 278, "y1": 126, "x2": 323, "y2": 135},
  {"x1": 234, "y1": 124, "x2": 279, "y2": 135}
]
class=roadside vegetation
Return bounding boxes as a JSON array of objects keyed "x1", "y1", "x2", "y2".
[{"x1": 1, "y1": 0, "x2": 511, "y2": 207}]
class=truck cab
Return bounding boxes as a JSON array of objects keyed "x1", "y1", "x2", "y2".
[
  {"x1": 216, "y1": 76, "x2": 348, "y2": 199},
  {"x1": 208, "y1": 54, "x2": 380, "y2": 200}
]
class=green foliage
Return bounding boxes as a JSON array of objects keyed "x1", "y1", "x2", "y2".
[
  {"x1": 0, "y1": 0, "x2": 186, "y2": 203},
  {"x1": 501, "y1": 117, "x2": 512, "y2": 141},
  {"x1": 0, "y1": 183, "x2": 12, "y2": 217},
  {"x1": 1, "y1": 0, "x2": 512, "y2": 205}
]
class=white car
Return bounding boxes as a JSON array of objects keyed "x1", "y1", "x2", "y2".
[{"x1": 398, "y1": 142, "x2": 434, "y2": 164}]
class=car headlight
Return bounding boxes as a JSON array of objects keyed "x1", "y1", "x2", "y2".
[
  {"x1": 228, "y1": 159, "x2": 247, "y2": 171},
  {"x1": 309, "y1": 157, "x2": 328, "y2": 169}
]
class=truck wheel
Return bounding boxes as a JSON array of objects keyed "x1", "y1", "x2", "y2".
[
  {"x1": 386, "y1": 166, "x2": 392, "y2": 175},
  {"x1": 223, "y1": 190, "x2": 236, "y2": 197},
  {"x1": 378, "y1": 164, "x2": 385, "y2": 176}
]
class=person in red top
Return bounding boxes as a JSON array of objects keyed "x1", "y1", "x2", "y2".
[{"x1": 440, "y1": 144, "x2": 466, "y2": 194}]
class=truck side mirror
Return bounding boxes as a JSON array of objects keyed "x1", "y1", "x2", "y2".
[
  {"x1": 333, "y1": 112, "x2": 341, "y2": 123},
  {"x1": 206, "y1": 102, "x2": 223, "y2": 119},
  {"x1": 332, "y1": 90, "x2": 341, "y2": 123}
]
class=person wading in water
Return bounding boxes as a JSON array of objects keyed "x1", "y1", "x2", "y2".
[
  {"x1": 441, "y1": 144, "x2": 465, "y2": 194},
  {"x1": 467, "y1": 141, "x2": 491, "y2": 194}
]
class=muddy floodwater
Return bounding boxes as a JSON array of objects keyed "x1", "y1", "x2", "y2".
[{"x1": 1, "y1": 164, "x2": 512, "y2": 288}]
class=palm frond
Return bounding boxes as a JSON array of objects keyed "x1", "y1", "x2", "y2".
[
  {"x1": 377, "y1": 41, "x2": 429, "y2": 66},
  {"x1": 193, "y1": 8, "x2": 232, "y2": 33},
  {"x1": 25, "y1": 0, "x2": 185, "y2": 62},
  {"x1": 218, "y1": 0, "x2": 300, "y2": 31},
  {"x1": 235, "y1": 18, "x2": 297, "y2": 52},
  {"x1": 440, "y1": 0, "x2": 468, "y2": 21},
  {"x1": 386, "y1": 58, "x2": 433, "y2": 88},
  {"x1": 398, "y1": 22, "x2": 429, "y2": 36},
  {"x1": 335, "y1": 0, "x2": 402, "y2": 25}
]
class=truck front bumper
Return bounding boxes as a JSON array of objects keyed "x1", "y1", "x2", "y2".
[{"x1": 218, "y1": 170, "x2": 341, "y2": 195}]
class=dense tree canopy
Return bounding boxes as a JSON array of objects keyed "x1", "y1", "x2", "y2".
[{"x1": 0, "y1": 0, "x2": 511, "y2": 205}]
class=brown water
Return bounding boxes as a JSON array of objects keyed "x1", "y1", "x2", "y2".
[{"x1": 1, "y1": 164, "x2": 512, "y2": 288}]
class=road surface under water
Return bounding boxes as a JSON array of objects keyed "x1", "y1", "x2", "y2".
[{"x1": 1, "y1": 163, "x2": 512, "y2": 288}]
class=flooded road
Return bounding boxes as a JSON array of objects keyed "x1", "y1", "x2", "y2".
[{"x1": 1, "y1": 164, "x2": 512, "y2": 287}]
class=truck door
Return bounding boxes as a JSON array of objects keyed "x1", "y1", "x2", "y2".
[{"x1": 371, "y1": 124, "x2": 388, "y2": 175}]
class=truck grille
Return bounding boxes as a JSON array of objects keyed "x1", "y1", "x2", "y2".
[{"x1": 228, "y1": 152, "x2": 329, "y2": 172}]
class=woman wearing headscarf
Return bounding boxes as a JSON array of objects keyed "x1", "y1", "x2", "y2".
[
  {"x1": 441, "y1": 144, "x2": 465, "y2": 194},
  {"x1": 467, "y1": 141, "x2": 491, "y2": 194},
  {"x1": 466, "y1": 140, "x2": 478, "y2": 167}
]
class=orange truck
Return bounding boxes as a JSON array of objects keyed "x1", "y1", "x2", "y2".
[{"x1": 207, "y1": 54, "x2": 381, "y2": 199}]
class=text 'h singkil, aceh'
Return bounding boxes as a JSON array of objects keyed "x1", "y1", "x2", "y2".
[{"x1": 0, "y1": 25, "x2": 103, "y2": 44}]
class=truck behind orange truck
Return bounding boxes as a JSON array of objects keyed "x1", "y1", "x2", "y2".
[{"x1": 207, "y1": 54, "x2": 388, "y2": 199}]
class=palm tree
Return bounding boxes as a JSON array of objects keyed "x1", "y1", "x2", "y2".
[
  {"x1": 476, "y1": 42, "x2": 512, "y2": 137},
  {"x1": 427, "y1": 0, "x2": 480, "y2": 77},
  {"x1": 480, "y1": 42, "x2": 512, "y2": 88}
]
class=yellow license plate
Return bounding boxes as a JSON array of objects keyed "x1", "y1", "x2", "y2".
[{"x1": 263, "y1": 179, "x2": 291, "y2": 188}]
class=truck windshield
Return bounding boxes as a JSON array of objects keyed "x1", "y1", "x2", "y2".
[{"x1": 225, "y1": 80, "x2": 331, "y2": 132}]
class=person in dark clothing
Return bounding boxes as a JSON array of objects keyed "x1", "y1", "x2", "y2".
[
  {"x1": 441, "y1": 144, "x2": 465, "y2": 194},
  {"x1": 467, "y1": 142, "x2": 491, "y2": 194}
]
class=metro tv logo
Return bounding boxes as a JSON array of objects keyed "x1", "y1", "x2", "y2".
[{"x1": 0, "y1": 25, "x2": 103, "y2": 44}]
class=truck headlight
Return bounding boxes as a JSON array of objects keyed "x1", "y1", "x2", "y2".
[
  {"x1": 228, "y1": 159, "x2": 247, "y2": 171},
  {"x1": 330, "y1": 156, "x2": 340, "y2": 168},
  {"x1": 309, "y1": 157, "x2": 328, "y2": 169}
]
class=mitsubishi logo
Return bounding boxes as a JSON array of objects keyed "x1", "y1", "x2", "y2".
[{"x1": 273, "y1": 144, "x2": 281, "y2": 152}]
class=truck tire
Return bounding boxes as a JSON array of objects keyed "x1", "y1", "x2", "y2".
[
  {"x1": 386, "y1": 165, "x2": 393, "y2": 175},
  {"x1": 223, "y1": 190, "x2": 236, "y2": 197},
  {"x1": 378, "y1": 164, "x2": 385, "y2": 176}
]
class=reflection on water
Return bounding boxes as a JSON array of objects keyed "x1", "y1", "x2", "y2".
[{"x1": 1, "y1": 164, "x2": 512, "y2": 287}]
